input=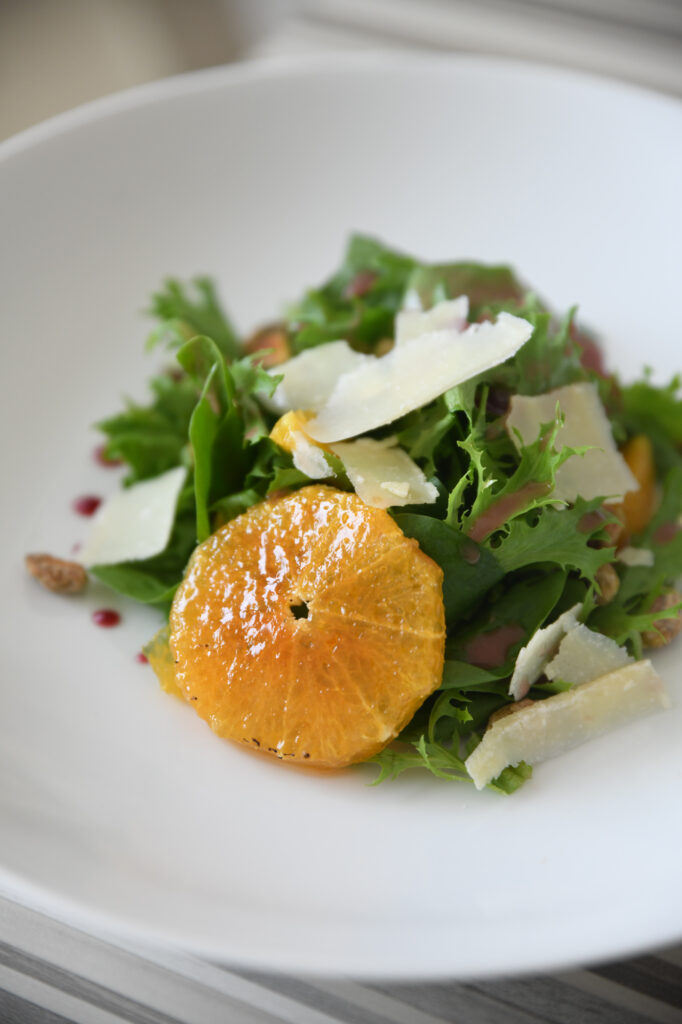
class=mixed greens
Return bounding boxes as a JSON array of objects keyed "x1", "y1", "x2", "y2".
[{"x1": 92, "y1": 234, "x2": 682, "y2": 791}]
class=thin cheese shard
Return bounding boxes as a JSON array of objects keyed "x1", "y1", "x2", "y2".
[
  {"x1": 79, "y1": 466, "x2": 186, "y2": 567},
  {"x1": 306, "y1": 310, "x2": 533, "y2": 443},
  {"x1": 395, "y1": 296, "x2": 469, "y2": 346},
  {"x1": 466, "y1": 660, "x2": 671, "y2": 790},
  {"x1": 290, "y1": 432, "x2": 334, "y2": 479},
  {"x1": 506, "y1": 382, "x2": 638, "y2": 502},
  {"x1": 545, "y1": 623, "x2": 633, "y2": 686},
  {"x1": 509, "y1": 603, "x2": 582, "y2": 700},
  {"x1": 329, "y1": 437, "x2": 439, "y2": 510},
  {"x1": 618, "y1": 546, "x2": 655, "y2": 568},
  {"x1": 268, "y1": 340, "x2": 373, "y2": 413}
]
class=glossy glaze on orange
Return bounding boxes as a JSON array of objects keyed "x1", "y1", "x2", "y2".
[{"x1": 169, "y1": 486, "x2": 445, "y2": 767}]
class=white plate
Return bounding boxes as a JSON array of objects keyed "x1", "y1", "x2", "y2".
[{"x1": 1, "y1": 53, "x2": 681, "y2": 979}]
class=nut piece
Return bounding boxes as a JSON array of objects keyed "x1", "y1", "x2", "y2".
[
  {"x1": 25, "y1": 553, "x2": 87, "y2": 594},
  {"x1": 642, "y1": 590, "x2": 682, "y2": 649},
  {"x1": 242, "y1": 323, "x2": 290, "y2": 368},
  {"x1": 595, "y1": 563, "x2": 620, "y2": 605},
  {"x1": 488, "y1": 698, "x2": 534, "y2": 729}
]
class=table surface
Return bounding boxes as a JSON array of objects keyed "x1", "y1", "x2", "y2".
[
  {"x1": 2, "y1": 5, "x2": 681, "y2": 1022},
  {"x1": 2, "y1": 892, "x2": 681, "y2": 1024}
]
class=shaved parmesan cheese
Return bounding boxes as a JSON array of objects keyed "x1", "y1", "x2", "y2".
[
  {"x1": 401, "y1": 287, "x2": 423, "y2": 312},
  {"x1": 329, "y1": 437, "x2": 438, "y2": 510},
  {"x1": 290, "y1": 432, "x2": 333, "y2": 479},
  {"x1": 269, "y1": 410, "x2": 333, "y2": 480},
  {"x1": 508, "y1": 603, "x2": 582, "y2": 700},
  {"x1": 306, "y1": 311, "x2": 533, "y2": 443},
  {"x1": 466, "y1": 660, "x2": 670, "y2": 790},
  {"x1": 79, "y1": 466, "x2": 186, "y2": 567},
  {"x1": 618, "y1": 545, "x2": 655, "y2": 568},
  {"x1": 506, "y1": 382, "x2": 638, "y2": 502},
  {"x1": 269, "y1": 340, "x2": 373, "y2": 413},
  {"x1": 545, "y1": 623, "x2": 633, "y2": 686},
  {"x1": 395, "y1": 296, "x2": 469, "y2": 346}
]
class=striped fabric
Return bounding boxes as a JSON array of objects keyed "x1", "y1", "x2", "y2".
[{"x1": 1, "y1": 895, "x2": 681, "y2": 1024}]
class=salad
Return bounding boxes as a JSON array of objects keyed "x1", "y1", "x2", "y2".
[{"x1": 26, "y1": 235, "x2": 682, "y2": 793}]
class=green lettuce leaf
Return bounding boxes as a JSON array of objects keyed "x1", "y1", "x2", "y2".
[
  {"x1": 287, "y1": 234, "x2": 417, "y2": 353},
  {"x1": 97, "y1": 371, "x2": 197, "y2": 484},
  {"x1": 491, "y1": 499, "x2": 615, "y2": 585},
  {"x1": 393, "y1": 513, "x2": 503, "y2": 626},
  {"x1": 407, "y1": 261, "x2": 524, "y2": 317},
  {"x1": 147, "y1": 277, "x2": 240, "y2": 360}
]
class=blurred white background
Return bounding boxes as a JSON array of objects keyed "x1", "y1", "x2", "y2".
[{"x1": 1, "y1": 0, "x2": 681, "y2": 141}]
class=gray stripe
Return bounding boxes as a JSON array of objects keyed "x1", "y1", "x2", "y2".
[
  {"x1": 466, "y1": 976, "x2": 661, "y2": 1024},
  {"x1": 0, "y1": 940, "x2": 187, "y2": 1024},
  {"x1": 0, "y1": 988, "x2": 73, "y2": 1024},
  {"x1": 370, "y1": 975, "x2": 656, "y2": 1024},
  {"x1": 241, "y1": 971, "x2": 403, "y2": 1024},
  {"x1": 592, "y1": 956, "x2": 682, "y2": 1008},
  {"x1": 557, "y1": 968, "x2": 682, "y2": 1024}
]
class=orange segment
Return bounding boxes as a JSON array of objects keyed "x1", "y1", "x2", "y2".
[
  {"x1": 620, "y1": 434, "x2": 657, "y2": 536},
  {"x1": 168, "y1": 485, "x2": 445, "y2": 767}
]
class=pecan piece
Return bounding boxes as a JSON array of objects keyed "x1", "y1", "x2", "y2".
[
  {"x1": 25, "y1": 553, "x2": 87, "y2": 594},
  {"x1": 595, "y1": 563, "x2": 620, "y2": 605},
  {"x1": 242, "y1": 323, "x2": 290, "y2": 369},
  {"x1": 642, "y1": 590, "x2": 682, "y2": 649}
]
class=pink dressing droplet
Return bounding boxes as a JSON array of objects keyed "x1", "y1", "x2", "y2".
[
  {"x1": 73, "y1": 495, "x2": 101, "y2": 517},
  {"x1": 92, "y1": 609, "x2": 121, "y2": 628}
]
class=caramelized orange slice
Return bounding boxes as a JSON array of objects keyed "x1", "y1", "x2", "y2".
[{"x1": 167, "y1": 485, "x2": 445, "y2": 767}]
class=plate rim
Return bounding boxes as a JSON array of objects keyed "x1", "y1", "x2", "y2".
[
  {"x1": 1, "y1": 48, "x2": 680, "y2": 167},
  {"x1": 1, "y1": 49, "x2": 681, "y2": 979}
]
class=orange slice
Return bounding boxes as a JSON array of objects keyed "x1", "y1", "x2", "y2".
[{"x1": 167, "y1": 485, "x2": 445, "y2": 767}]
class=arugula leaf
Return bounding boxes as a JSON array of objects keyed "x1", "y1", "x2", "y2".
[
  {"x1": 394, "y1": 514, "x2": 504, "y2": 626},
  {"x1": 287, "y1": 234, "x2": 417, "y2": 353},
  {"x1": 97, "y1": 372, "x2": 197, "y2": 484},
  {"x1": 456, "y1": 413, "x2": 580, "y2": 542},
  {"x1": 491, "y1": 499, "x2": 615, "y2": 585},
  {"x1": 177, "y1": 336, "x2": 247, "y2": 542},
  {"x1": 369, "y1": 723, "x2": 532, "y2": 793},
  {"x1": 396, "y1": 397, "x2": 457, "y2": 478},
  {"x1": 589, "y1": 466, "x2": 682, "y2": 653},
  {"x1": 147, "y1": 277, "x2": 240, "y2": 360},
  {"x1": 617, "y1": 465, "x2": 682, "y2": 605},
  {"x1": 446, "y1": 570, "x2": 567, "y2": 673},
  {"x1": 618, "y1": 374, "x2": 679, "y2": 473},
  {"x1": 407, "y1": 261, "x2": 524, "y2": 317},
  {"x1": 588, "y1": 597, "x2": 682, "y2": 656},
  {"x1": 621, "y1": 374, "x2": 682, "y2": 444},
  {"x1": 510, "y1": 306, "x2": 586, "y2": 395}
]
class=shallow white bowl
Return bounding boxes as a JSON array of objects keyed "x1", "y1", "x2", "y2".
[{"x1": 1, "y1": 52, "x2": 681, "y2": 979}]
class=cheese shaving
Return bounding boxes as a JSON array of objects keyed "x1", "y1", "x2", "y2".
[
  {"x1": 544, "y1": 623, "x2": 633, "y2": 686},
  {"x1": 269, "y1": 340, "x2": 373, "y2": 413},
  {"x1": 508, "y1": 603, "x2": 582, "y2": 700},
  {"x1": 79, "y1": 466, "x2": 186, "y2": 567},
  {"x1": 618, "y1": 546, "x2": 655, "y2": 568},
  {"x1": 330, "y1": 437, "x2": 439, "y2": 510},
  {"x1": 395, "y1": 296, "x2": 468, "y2": 346},
  {"x1": 306, "y1": 310, "x2": 533, "y2": 443},
  {"x1": 506, "y1": 382, "x2": 638, "y2": 503},
  {"x1": 466, "y1": 660, "x2": 670, "y2": 790}
]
